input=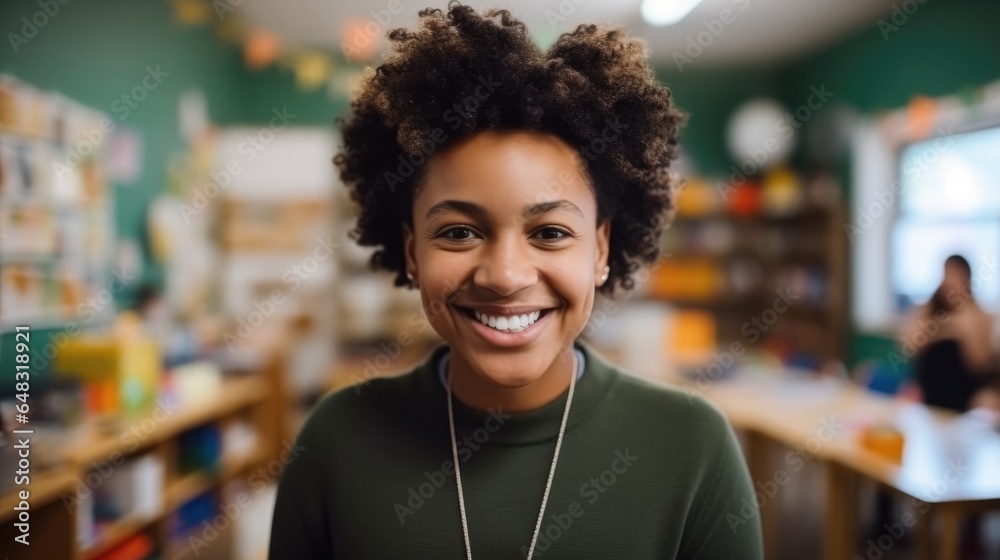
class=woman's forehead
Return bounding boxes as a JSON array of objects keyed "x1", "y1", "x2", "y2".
[{"x1": 417, "y1": 130, "x2": 594, "y2": 210}]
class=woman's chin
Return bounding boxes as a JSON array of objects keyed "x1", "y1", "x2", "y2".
[
  {"x1": 451, "y1": 346, "x2": 563, "y2": 390},
  {"x1": 475, "y1": 367, "x2": 542, "y2": 389}
]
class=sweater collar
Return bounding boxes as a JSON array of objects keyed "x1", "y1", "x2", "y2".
[
  {"x1": 412, "y1": 340, "x2": 620, "y2": 446},
  {"x1": 436, "y1": 346, "x2": 586, "y2": 389}
]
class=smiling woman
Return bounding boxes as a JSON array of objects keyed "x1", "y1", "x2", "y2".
[
  {"x1": 404, "y1": 130, "x2": 609, "y2": 411},
  {"x1": 268, "y1": 3, "x2": 762, "y2": 559}
]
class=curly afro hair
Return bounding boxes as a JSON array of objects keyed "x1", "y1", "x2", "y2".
[{"x1": 334, "y1": 1, "x2": 685, "y2": 295}]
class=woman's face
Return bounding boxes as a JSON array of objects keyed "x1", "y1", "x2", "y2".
[
  {"x1": 404, "y1": 129, "x2": 610, "y2": 388},
  {"x1": 943, "y1": 262, "x2": 970, "y2": 294}
]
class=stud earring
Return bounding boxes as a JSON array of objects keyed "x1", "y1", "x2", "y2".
[
  {"x1": 406, "y1": 271, "x2": 415, "y2": 284},
  {"x1": 600, "y1": 265, "x2": 610, "y2": 284}
]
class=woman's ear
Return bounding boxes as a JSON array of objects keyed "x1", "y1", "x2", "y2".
[
  {"x1": 402, "y1": 222, "x2": 418, "y2": 285},
  {"x1": 595, "y1": 219, "x2": 611, "y2": 287}
]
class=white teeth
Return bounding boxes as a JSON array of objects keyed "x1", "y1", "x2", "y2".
[{"x1": 471, "y1": 310, "x2": 544, "y2": 333}]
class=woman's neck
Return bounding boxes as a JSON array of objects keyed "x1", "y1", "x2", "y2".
[{"x1": 446, "y1": 346, "x2": 578, "y2": 413}]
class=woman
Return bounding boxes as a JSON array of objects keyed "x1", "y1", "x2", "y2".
[
  {"x1": 269, "y1": 4, "x2": 762, "y2": 558},
  {"x1": 903, "y1": 255, "x2": 998, "y2": 412}
]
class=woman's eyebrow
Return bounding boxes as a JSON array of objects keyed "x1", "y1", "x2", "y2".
[
  {"x1": 425, "y1": 199, "x2": 489, "y2": 221},
  {"x1": 522, "y1": 200, "x2": 585, "y2": 220},
  {"x1": 424, "y1": 199, "x2": 585, "y2": 221}
]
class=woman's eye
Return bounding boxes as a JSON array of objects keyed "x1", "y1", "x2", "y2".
[
  {"x1": 441, "y1": 227, "x2": 477, "y2": 241},
  {"x1": 534, "y1": 227, "x2": 570, "y2": 241}
]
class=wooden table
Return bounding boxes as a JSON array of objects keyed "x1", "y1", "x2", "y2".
[{"x1": 662, "y1": 368, "x2": 1000, "y2": 560}]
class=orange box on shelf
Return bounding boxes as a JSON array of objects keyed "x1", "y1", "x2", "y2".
[
  {"x1": 648, "y1": 259, "x2": 719, "y2": 300},
  {"x1": 668, "y1": 310, "x2": 717, "y2": 368}
]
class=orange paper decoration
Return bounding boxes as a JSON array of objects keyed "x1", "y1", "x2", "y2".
[
  {"x1": 340, "y1": 18, "x2": 383, "y2": 62},
  {"x1": 906, "y1": 95, "x2": 937, "y2": 140},
  {"x1": 245, "y1": 31, "x2": 282, "y2": 71}
]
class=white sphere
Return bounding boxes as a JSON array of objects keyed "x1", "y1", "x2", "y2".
[{"x1": 726, "y1": 98, "x2": 797, "y2": 170}]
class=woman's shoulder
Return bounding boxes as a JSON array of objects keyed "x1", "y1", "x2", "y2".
[
  {"x1": 595, "y1": 357, "x2": 734, "y2": 440},
  {"x1": 625, "y1": 370, "x2": 727, "y2": 415},
  {"x1": 594, "y1": 361, "x2": 747, "y2": 491},
  {"x1": 296, "y1": 366, "x2": 424, "y2": 441},
  {"x1": 321, "y1": 368, "x2": 420, "y2": 412}
]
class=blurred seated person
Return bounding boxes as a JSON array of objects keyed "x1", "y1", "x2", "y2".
[
  {"x1": 893, "y1": 256, "x2": 997, "y2": 558},
  {"x1": 901, "y1": 255, "x2": 998, "y2": 413}
]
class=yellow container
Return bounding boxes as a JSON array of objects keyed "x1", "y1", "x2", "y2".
[{"x1": 54, "y1": 334, "x2": 161, "y2": 415}]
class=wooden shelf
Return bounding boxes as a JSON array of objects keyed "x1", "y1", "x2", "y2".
[
  {"x1": 165, "y1": 471, "x2": 218, "y2": 512},
  {"x1": 671, "y1": 207, "x2": 836, "y2": 224},
  {"x1": 83, "y1": 513, "x2": 157, "y2": 560},
  {"x1": 0, "y1": 468, "x2": 77, "y2": 524},
  {"x1": 76, "y1": 469, "x2": 221, "y2": 558},
  {"x1": 64, "y1": 376, "x2": 268, "y2": 467},
  {"x1": 57, "y1": 372, "x2": 271, "y2": 558},
  {"x1": 0, "y1": 326, "x2": 290, "y2": 560},
  {"x1": 0, "y1": 123, "x2": 50, "y2": 142},
  {"x1": 222, "y1": 446, "x2": 267, "y2": 480},
  {"x1": 644, "y1": 294, "x2": 762, "y2": 308}
]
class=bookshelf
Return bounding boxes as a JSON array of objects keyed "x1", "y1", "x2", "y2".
[
  {"x1": 0, "y1": 340, "x2": 289, "y2": 560},
  {"x1": 648, "y1": 174, "x2": 848, "y2": 367},
  {"x1": 0, "y1": 75, "x2": 115, "y2": 332}
]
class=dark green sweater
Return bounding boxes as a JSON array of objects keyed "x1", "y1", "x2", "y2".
[{"x1": 269, "y1": 341, "x2": 763, "y2": 559}]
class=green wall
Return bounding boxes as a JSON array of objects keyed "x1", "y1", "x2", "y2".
[
  {"x1": 240, "y1": 65, "x2": 348, "y2": 126},
  {"x1": 776, "y1": 0, "x2": 1000, "y2": 114},
  {"x1": 655, "y1": 68, "x2": 777, "y2": 175}
]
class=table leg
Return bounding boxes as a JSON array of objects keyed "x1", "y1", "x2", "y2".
[
  {"x1": 824, "y1": 460, "x2": 858, "y2": 560},
  {"x1": 745, "y1": 430, "x2": 780, "y2": 559},
  {"x1": 938, "y1": 503, "x2": 963, "y2": 560},
  {"x1": 913, "y1": 503, "x2": 933, "y2": 560}
]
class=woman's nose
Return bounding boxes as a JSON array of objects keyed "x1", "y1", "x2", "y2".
[{"x1": 472, "y1": 236, "x2": 537, "y2": 296}]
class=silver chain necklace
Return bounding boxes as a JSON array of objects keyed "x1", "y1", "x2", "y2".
[{"x1": 445, "y1": 352, "x2": 578, "y2": 560}]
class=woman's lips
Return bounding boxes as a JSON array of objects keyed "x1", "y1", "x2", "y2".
[
  {"x1": 455, "y1": 306, "x2": 553, "y2": 348},
  {"x1": 473, "y1": 309, "x2": 541, "y2": 332}
]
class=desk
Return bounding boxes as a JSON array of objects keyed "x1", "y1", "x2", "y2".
[{"x1": 665, "y1": 370, "x2": 1000, "y2": 560}]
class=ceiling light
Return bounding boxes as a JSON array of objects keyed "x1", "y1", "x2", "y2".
[{"x1": 641, "y1": 0, "x2": 703, "y2": 26}]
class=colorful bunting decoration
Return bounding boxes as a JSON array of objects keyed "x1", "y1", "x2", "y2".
[
  {"x1": 245, "y1": 30, "x2": 282, "y2": 71},
  {"x1": 340, "y1": 18, "x2": 383, "y2": 63},
  {"x1": 171, "y1": 0, "x2": 212, "y2": 26},
  {"x1": 294, "y1": 52, "x2": 333, "y2": 91}
]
